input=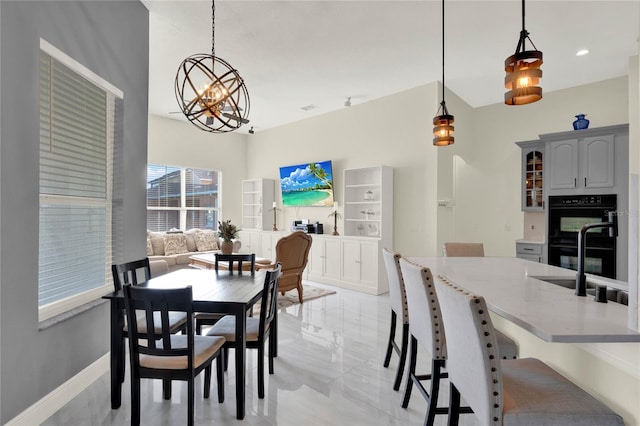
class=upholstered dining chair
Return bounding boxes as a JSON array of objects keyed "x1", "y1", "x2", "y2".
[
  {"x1": 398, "y1": 258, "x2": 472, "y2": 425},
  {"x1": 123, "y1": 285, "x2": 226, "y2": 426},
  {"x1": 206, "y1": 264, "x2": 282, "y2": 399},
  {"x1": 382, "y1": 248, "x2": 409, "y2": 391},
  {"x1": 442, "y1": 242, "x2": 485, "y2": 257},
  {"x1": 434, "y1": 275, "x2": 624, "y2": 426},
  {"x1": 270, "y1": 231, "x2": 312, "y2": 303},
  {"x1": 195, "y1": 253, "x2": 256, "y2": 335},
  {"x1": 111, "y1": 258, "x2": 188, "y2": 383}
]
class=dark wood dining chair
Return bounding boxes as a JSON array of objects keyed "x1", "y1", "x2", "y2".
[
  {"x1": 195, "y1": 253, "x2": 257, "y2": 335},
  {"x1": 123, "y1": 285, "x2": 226, "y2": 426},
  {"x1": 111, "y1": 258, "x2": 187, "y2": 383},
  {"x1": 214, "y1": 252, "x2": 256, "y2": 273},
  {"x1": 206, "y1": 263, "x2": 282, "y2": 399}
]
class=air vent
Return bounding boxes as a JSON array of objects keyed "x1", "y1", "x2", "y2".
[{"x1": 300, "y1": 104, "x2": 318, "y2": 111}]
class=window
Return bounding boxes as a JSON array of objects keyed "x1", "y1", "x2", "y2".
[
  {"x1": 147, "y1": 165, "x2": 220, "y2": 231},
  {"x1": 38, "y1": 39, "x2": 123, "y2": 321}
]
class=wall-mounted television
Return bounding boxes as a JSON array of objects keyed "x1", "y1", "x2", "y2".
[{"x1": 279, "y1": 160, "x2": 335, "y2": 207}]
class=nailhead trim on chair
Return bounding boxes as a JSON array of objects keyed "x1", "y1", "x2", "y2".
[
  {"x1": 436, "y1": 275, "x2": 503, "y2": 423},
  {"x1": 423, "y1": 269, "x2": 446, "y2": 360},
  {"x1": 391, "y1": 251, "x2": 409, "y2": 324}
]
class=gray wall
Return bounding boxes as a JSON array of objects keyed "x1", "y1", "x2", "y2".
[{"x1": 0, "y1": 1, "x2": 149, "y2": 421}]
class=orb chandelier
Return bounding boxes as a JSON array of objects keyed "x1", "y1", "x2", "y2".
[
  {"x1": 175, "y1": 0, "x2": 250, "y2": 133},
  {"x1": 433, "y1": 0, "x2": 454, "y2": 147},
  {"x1": 504, "y1": 0, "x2": 543, "y2": 106}
]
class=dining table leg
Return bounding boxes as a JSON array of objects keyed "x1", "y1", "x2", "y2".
[
  {"x1": 110, "y1": 300, "x2": 124, "y2": 409},
  {"x1": 234, "y1": 304, "x2": 247, "y2": 420}
]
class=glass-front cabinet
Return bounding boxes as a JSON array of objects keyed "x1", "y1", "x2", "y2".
[{"x1": 517, "y1": 141, "x2": 544, "y2": 211}]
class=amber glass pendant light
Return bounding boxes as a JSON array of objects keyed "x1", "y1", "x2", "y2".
[
  {"x1": 504, "y1": 0, "x2": 543, "y2": 105},
  {"x1": 433, "y1": 0, "x2": 454, "y2": 146},
  {"x1": 175, "y1": 0, "x2": 250, "y2": 133}
]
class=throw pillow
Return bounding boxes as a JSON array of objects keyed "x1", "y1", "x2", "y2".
[
  {"x1": 163, "y1": 233, "x2": 188, "y2": 255},
  {"x1": 148, "y1": 231, "x2": 165, "y2": 255},
  {"x1": 195, "y1": 232, "x2": 219, "y2": 251},
  {"x1": 146, "y1": 237, "x2": 153, "y2": 256},
  {"x1": 184, "y1": 228, "x2": 199, "y2": 252}
]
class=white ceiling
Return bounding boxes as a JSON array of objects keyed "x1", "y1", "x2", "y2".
[{"x1": 143, "y1": 0, "x2": 640, "y2": 134}]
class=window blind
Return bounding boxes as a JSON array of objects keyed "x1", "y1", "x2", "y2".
[{"x1": 38, "y1": 42, "x2": 121, "y2": 320}]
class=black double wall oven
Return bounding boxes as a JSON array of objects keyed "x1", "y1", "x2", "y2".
[{"x1": 547, "y1": 194, "x2": 617, "y2": 279}]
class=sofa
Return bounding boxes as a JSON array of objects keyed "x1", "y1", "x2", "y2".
[{"x1": 146, "y1": 228, "x2": 241, "y2": 272}]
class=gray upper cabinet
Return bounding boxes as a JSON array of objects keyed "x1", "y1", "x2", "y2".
[
  {"x1": 582, "y1": 135, "x2": 615, "y2": 188},
  {"x1": 516, "y1": 140, "x2": 545, "y2": 211},
  {"x1": 548, "y1": 139, "x2": 579, "y2": 189},
  {"x1": 548, "y1": 135, "x2": 614, "y2": 190},
  {"x1": 516, "y1": 124, "x2": 628, "y2": 210},
  {"x1": 544, "y1": 125, "x2": 625, "y2": 196}
]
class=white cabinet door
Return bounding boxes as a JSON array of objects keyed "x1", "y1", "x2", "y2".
[
  {"x1": 582, "y1": 135, "x2": 614, "y2": 188},
  {"x1": 324, "y1": 238, "x2": 341, "y2": 280},
  {"x1": 341, "y1": 239, "x2": 360, "y2": 283},
  {"x1": 358, "y1": 240, "x2": 377, "y2": 285},
  {"x1": 341, "y1": 239, "x2": 377, "y2": 286},
  {"x1": 261, "y1": 233, "x2": 273, "y2": 260},
  {"x1": 238, "y1": 230, "x2": 260, "y2": 255},
  {"x1": 309, "y1": 237, "x2": 324, "y2": 276},
  {"x1": 548, "y1": 140, "x2": 578, "y2": 189},
  {"x1": 309, "y1": 236, "x2": 341, "y2": 279}
]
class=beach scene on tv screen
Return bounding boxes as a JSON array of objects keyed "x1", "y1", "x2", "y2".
[{"x1": 279, "y1": 161, "x2": 335, "y2": 207}]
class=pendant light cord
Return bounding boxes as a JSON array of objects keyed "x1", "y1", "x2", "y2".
[
  {"x1": 211, "y1": 0, "x2": 216, "y2": 58},
  {"x1": 516, "y1": 0, "x2": 538, "y2": 53},
  {"x1": 441, "y1": 0, "x2": 445, "y2": 105}
]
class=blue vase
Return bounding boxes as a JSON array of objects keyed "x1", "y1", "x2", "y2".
[{"x1": 573, "y1": 114, "x2": 589, "y2": 130}]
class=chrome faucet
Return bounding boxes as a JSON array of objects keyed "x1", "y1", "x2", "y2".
[{"x1": 576, "y1": 211, "x2": 617, "y2": 300}]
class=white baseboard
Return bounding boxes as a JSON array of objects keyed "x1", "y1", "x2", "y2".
[{"x1": 6, "y1": 354, "x2": 109, "y2": 425}]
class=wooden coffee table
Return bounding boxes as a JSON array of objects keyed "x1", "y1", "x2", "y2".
[{"x1": 189, "y1": 252, "x2": 272, "y2": 271}]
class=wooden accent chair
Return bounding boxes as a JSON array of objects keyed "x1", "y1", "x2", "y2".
[
  {"x1": 382, "y1": 248, "x2": 409, "y2": 391},
  {"x1": 434, "y1": 275, "x2": 624, "y2": 426},
  {"x1": 270, "y1": 231, "x2": 312, "y2": 303},
  {"x1": 195, "y1": 253, "x2": 256, "y2": 335},
  {"x1": 123, "y1": 285, "x2": 226, "y2": 426},
  {"x1": 206, "y1": 264, "x2": 282, "y2": 399},
  {"x1": 442, "y1": 242, "x2": 485, "y2": 257}
]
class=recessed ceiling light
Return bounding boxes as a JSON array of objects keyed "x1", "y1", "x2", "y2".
[{"x1": 576, "y1": 49, "x2": 589, "y2": 57}]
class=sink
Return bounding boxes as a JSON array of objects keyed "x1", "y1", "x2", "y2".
[
  {"x1": 537, "y1": 278, "x2": 576, "y2": 289},
  {"x1": 530, "y1": 276, "x2": 628, "y2": 305}
]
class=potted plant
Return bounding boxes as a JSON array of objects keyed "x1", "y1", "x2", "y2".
[{"x1": 217, "y1": 220, "x2": 239, "y2": 254}]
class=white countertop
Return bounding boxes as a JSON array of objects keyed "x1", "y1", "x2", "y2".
[{"x1": 408, "y1": 256, "x2": 639, "y2": 343}]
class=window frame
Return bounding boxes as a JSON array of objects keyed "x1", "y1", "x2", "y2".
[
  {"x1": 38, "y1": 39, "x2": 123, "y2": 322},
  {"x1": 146, "y1": 165, "x2": 222, "y2": 232}
]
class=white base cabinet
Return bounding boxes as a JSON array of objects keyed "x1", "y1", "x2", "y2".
[
  {"x1": 341, "y1": 238, "x2": 379, "y2": 292},
  {"x1": 237, "y1": 230, "x2": 389, "y2": 295},
  {"x1": 307, "y1": 235, "x2": 387, "y2": 295},
  {"x1": 237, "y1": 230, "x2": 261, "y2": 254},
  {"x1": 308, "y1": 235, "x2": 341, "y2": 282}
]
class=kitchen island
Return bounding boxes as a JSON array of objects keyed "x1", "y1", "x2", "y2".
[{"x1": 409, "y1": 256, "x2": 639, "y2": 343}]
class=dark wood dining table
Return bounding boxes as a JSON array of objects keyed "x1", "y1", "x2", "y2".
[{"x1": 103, "y1": 267, "x2": 268, "y2": 420}]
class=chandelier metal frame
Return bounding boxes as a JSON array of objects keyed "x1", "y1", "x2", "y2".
[{"x1": 174, "y1": 0, "x2": 250, "y2": 133}]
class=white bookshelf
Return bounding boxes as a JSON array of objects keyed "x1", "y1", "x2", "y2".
[{"x1": 241, "y1": 179, "x2": 274, "y2": 230}]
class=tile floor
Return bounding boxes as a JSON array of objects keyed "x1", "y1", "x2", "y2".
[{"x1": 42, "y1": 281, "x2": 479, "y2": 426}]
